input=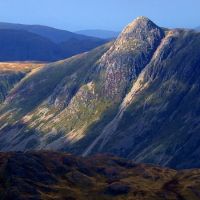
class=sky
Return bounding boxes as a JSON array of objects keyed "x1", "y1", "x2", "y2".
[{"x1": 0, "y1": 0, "x2": 199, "y2": 31}]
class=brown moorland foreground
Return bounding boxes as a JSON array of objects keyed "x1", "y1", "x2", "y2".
[
  {"x1": 0, "y1": 62, "x2": 45, "y2": 72},
  {"x1": 0, "y1": 151, "x2": 200, "y2": 200}
]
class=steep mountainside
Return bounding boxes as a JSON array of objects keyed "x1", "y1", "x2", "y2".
[
  {"x1": 0, "y1": 28, "x2": 107, "y2": 61},
  {"x1": 0, "y1": 17, "x2": 200, "y2": 169},
  {"x1": 0, "y1": 151, "x2": 200, "y2": 200}
]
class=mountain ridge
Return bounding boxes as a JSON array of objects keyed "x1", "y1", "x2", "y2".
[
  {"x1": 76, "y1": 29, "x2": 120, "y2": 39},
  {"x1": 0, "y1": 21, "x2": 101, "y2": 43},
  {"x1": 0, "y1": 17, "x2": 200, "y2": 169},
  {"x1": 0, "y1": 22, "x2": 108, "y2": 61}
]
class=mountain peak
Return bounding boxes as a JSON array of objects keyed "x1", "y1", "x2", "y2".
[
  {"x1": 130, "y1": 16, "x2": 154, "y2": 26},
  {"x1": 135, "y1": 16, "x2": 151, "y2": 21},
  {"x1": 95, "y1": 16, "x2": 164, "y2": 101},
  {"x1": 120, "y1": 16, "x2": 159, "y2": 36}
]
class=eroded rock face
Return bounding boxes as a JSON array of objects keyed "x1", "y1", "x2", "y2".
[{"x1": 98, "y1": 17, "x2": 164, "y2": 100}]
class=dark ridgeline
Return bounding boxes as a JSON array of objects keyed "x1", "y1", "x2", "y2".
[{"x1": 0, "y1": 22, "x2": 108, "y2": 61}]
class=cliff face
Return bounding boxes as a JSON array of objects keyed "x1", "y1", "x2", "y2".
[
  {"x1": 0, "y1": 17, "x2": 200, "y2": 169},
  {"x1": 97, "y1": 17, "x2": 164, "y2": 100}
]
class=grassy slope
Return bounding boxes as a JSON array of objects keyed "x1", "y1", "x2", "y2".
[
  {"x1": 0, "y1": 43, "x2": 114, "y2": 151},
  {"x1": 0, "y1": 62, "x2": 44, "y2": 103},
  {"x1": 1, "y1": 43, "x2": 112, "y2": 116}
]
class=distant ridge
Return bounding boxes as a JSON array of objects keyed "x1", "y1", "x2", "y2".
[
  {"x1": 0, "y1": 22, "x2": 108, "y2": 61},
  {"x1": 0, "y1": 21, "x2": 101, "y2": 43},
  {"x1": 196, "y1": 26, "x2": 200, "y2": 31},
  {"x1": 76, "y1": 29, "x2": 120, "y2": 39}
]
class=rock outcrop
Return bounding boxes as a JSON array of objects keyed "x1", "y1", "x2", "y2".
[{"x1": 98, "y1": 17, "x2": 164, "y2": 100}]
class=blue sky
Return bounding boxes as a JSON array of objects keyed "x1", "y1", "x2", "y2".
[{"x1": 0, "y1": 0, "x2": 199, "y2": 31}]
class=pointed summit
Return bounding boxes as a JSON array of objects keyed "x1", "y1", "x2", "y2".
[
  {"x1": 96, "y1": 16, "x2": 164, "y2": 100},
  {"x1": 135, "y1": 16, "x2": 153, "y2": 23},
  {"x1": 128, "y1": 16, "x2": 154, "y2": 27},
  {"x1": 120, "y1": 16, "x2": 162, "y2": 39}
]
